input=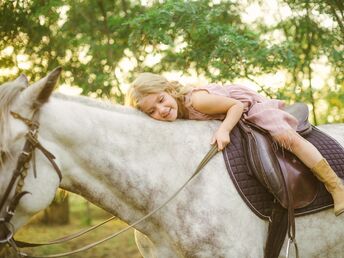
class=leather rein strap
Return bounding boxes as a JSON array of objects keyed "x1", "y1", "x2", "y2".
[
  {"x1": 18, "y1": 145, "x2": 218, "y2": 258},
  {"x1": 17, "y1": 146, "x2": 218, "y2": 258},
  {"x1": 10, "y1": 111, "x2": 62, "y2": 182},
  {"x1": 0, "y1": 111, "x2": 62, "y2": 256},
  {"x1": 0, "y1": 111, "x2": 218, "y2": 258}
]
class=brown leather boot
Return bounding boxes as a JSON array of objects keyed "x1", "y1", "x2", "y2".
[{"x1": 311, "y1": 159, "x2": 344, "y2": 216}]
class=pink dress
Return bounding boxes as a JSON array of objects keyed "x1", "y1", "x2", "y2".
[{"x1": 183, "y1": 84, "x2": 298, "y2": 135}]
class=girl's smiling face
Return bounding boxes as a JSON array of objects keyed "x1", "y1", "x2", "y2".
[{"x1": 138, "y1": 92, "x2": 178, "y2": 121}]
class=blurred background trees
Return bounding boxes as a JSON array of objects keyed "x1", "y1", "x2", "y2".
[{"x1": 1, "y1": 0, "x2": 343, "y2": 123}]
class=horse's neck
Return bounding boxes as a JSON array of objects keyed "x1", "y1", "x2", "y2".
[{"x1": 39, "y1": 97, "x2": 202, "y2": 223}]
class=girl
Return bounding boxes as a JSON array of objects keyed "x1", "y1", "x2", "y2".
[{"x1": 126, "y1": 72, "x2": 344, "y2": 216}]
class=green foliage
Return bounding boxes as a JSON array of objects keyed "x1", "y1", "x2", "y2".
[
  {"x1": 0, "y1": 0, "x2": 343, "y2": 123},
  {"x1": 127, "y1": 0, "x2": 297, "y2": 81},
  {"x1": 1, "y1": 0, "x2": 144, "y2": 102},
  {"x1": 272, "y1": 0, "x2": 344, "y2": 123}
]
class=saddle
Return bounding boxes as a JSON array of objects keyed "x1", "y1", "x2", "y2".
[
  {"x1": 222, "y1": 103, "x2": 344, "y2": 258},
  {"x1": 239, "y1": 105, "x2": 316, "y2": 210}
]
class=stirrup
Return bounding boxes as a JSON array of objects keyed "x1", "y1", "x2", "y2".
[{"x1": 286, "y1": 237, "x2": 299, "y2": 258}]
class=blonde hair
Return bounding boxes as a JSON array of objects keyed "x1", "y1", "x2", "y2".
[{"x1": 126, "y1": 73, "x2": 189, "y2": 109}]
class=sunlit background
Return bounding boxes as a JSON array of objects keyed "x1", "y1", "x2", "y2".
[
  {"x1": 1, "y1": 1, "x2": 343, "y2": 257},
  {"x1": 1, "y1": 0, "x2": 338, "y2": 99}
]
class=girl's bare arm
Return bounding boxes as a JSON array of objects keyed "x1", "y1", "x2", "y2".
[{"x1": 191, "y1": 90, "x2": 244, "y2": 150}]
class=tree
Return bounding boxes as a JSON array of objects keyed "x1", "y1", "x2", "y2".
[
  {"x1": 1, "y1": 0, "x2": 145, "y2": 102},
  {"x1": 0, "y1": 0, "x2": 342, "y2": 123},
  {"x1": 127, "y1": 0, "x2": 297, "y2": 95},
  {"x1": 273, "y1": 0, "x2": 344, "y2": 123},
  {"x1": 41, "y1": 192, "x2": 69, "y2": 225}
]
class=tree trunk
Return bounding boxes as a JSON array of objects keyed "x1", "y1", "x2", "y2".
[{"x1": 41, "y1": 195, "x2": 69, "y2": 225}]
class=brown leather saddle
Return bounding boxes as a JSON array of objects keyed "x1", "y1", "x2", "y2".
[
  {"x1": 222, "y1": 103, "x2": 344, "y2": 258},
  {"x1": 240, "y1": 103, "x2": 316, "y2": 211}
]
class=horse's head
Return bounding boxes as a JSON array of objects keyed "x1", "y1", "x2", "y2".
[{"x1": 0, "y1": 68, "x2": 61, "y2": 249}]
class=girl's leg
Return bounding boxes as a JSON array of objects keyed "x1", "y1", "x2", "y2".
[
  {"x1": 272, "y1": 130, "x2": 322, "y2": 167},
  {"x1": 273, "y1": 130, "x2": 344, "y2": 216}
]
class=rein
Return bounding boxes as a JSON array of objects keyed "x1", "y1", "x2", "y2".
[
  {"x1": 0, "y1": 111, "x2": 62, "y2": 257},
  {"x1": 0, "y1": 111, "x2": 219, "y2": 258}
]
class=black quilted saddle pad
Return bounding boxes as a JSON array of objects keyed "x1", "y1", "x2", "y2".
[{"x1": 222, "y1": 125, "x2": 344, "y2": 220}]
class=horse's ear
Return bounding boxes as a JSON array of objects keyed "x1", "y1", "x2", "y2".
[
  {"x1": 15, "y1": 74, "x2": 29, "y2": 87},
  {"x1": 20, "y1": 67, "x2": 62, "y2": 110}
]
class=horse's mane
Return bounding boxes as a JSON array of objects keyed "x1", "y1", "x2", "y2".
[
  {"x1": 0, "y1": 82, "x2": 145, "y2": 166},
  {"x1": 52, "y1": 92, "x2": 144, "y2": 116},
  {"x1": 0, "y1": 81, "x2": 27, "y2": 164}
]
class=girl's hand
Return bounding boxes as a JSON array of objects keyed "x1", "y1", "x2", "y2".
[{"x1": 211, "y1": 128, "x2": 231, "y2": 151}]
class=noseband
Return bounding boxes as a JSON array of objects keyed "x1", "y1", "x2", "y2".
[{"x1": 0, "y1": 111, "x2": 62, "y2": 255}]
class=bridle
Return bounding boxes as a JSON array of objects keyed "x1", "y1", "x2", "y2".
[
  {"x1": 0, "y1": 110, "x2": 62, "y2": 256},
  {"x1": 0, "y1": 110, "x2": 218, "y2": 257}
]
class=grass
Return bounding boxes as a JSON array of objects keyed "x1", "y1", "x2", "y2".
[{"x1": 14, "y1": 194, "x2": 142, "y2": 258}]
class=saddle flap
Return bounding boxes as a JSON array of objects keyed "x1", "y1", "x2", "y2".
[
  {"x1": 239, "y1": 120, "x2": 319, "y2": 209},
  {"x1": 276, "y1": 150, "x2": 319, "y2": 209}
]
